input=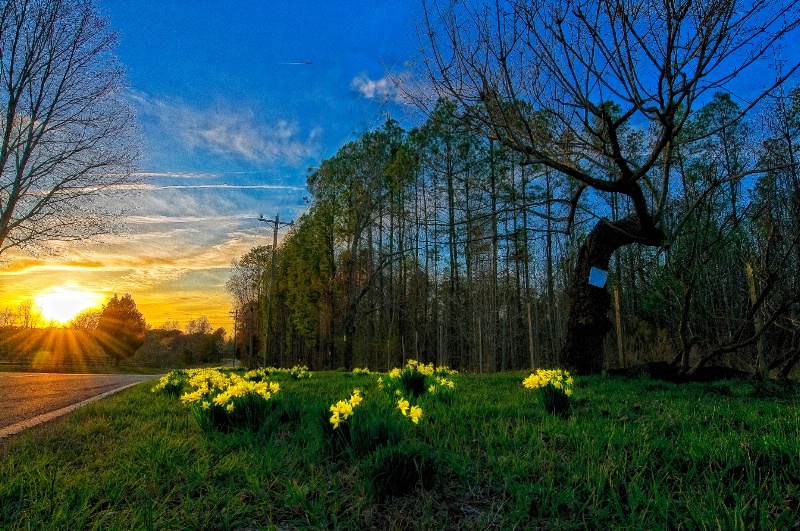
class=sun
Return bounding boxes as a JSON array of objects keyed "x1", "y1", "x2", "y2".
[{"x1": 35, "y1": 288, "x2": 101, "y2": 324}]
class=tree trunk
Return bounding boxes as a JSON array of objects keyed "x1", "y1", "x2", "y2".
[{"x1": 560, "y1": 215, "x2": 663, "y2": 374}]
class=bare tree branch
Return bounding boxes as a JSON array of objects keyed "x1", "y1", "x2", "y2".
[{"x1": 0, "y1": 0, "x2": 140, "y2": 258}]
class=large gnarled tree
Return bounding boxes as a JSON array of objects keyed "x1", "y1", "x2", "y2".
[{"x1": 418, "y1": 0, "x2": 800, "y2": 373}]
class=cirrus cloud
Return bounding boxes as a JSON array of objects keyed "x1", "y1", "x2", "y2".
[{"x1": 130, "y1": 92, "x2": 320, "y2": 165}]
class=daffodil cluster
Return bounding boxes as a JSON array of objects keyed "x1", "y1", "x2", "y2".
[
  {"x1": 158, "y1": 368, "x2": 281, "y2": 432},
  {"x1": 244, "y1": 365, "x2": 313, "y2": 380},
  {"x1": 429, "y1": 376, "x2": 455, "y2": 392},
  {"x1": 289, "y1": 365, "x2": 312, "y2": 379},
  {"x1": 396, "y1": 397, "x2": 423, "y2": 424},
  {"x1": 426, "y1": 376, "x2": 456, "y2": 402},
  {"x1": 523, "y1": 368, "x2": 574, "y2": 417},
  {"x1": 180, "y1": 370, "x2": 280, "y2": 412},
  {"x1": 244, "y1": 367, "x2": 270, "y2": 382},
  {"x1": 384, "y1": 359, "x2": 458, "y2": 399},
  {"x1": 404, "y1": 359, "x2": 435, "y2": 375},
  {"x1": 352, "y1": 367, "x2": 371, "y2": 375},
  {"x1": 522, "y1": 369, "x2": 574, "y2": 396},
  {"x1": 329, "y1": 389, "x2": 363, "y2": 429},
  {"x1": 151, "y1": 369, "x2": 188, "y2": 398}
]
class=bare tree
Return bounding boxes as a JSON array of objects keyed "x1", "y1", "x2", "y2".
[
  {"x1": 16, "y1": 298, "x2": 35, "y2": 328},
  {"x1": 417, "y1": 0, "x2": 800, "y2": 373},
  {"x1": 226, "y1": 246, "x2": 270, "y2": 367},
  {"x1": 0, "y1": 305, "x2": 17, "y2": 327},
  {"x1": 185, "y1": 316, "x2": 212, "y2": 335},
  {"x1": 0, "y1": 0, "x2": 139, "y2": 257},
  {"x1": 69, "y1": 308, "x2": 100, "y2": 330}
]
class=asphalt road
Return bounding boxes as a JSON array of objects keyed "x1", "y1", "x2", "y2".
[{"x1": 0, "y1": 372, "x2": 160, "y2": 438}]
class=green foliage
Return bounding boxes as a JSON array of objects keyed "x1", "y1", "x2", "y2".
[
  {"x1": 399, "y1": 368, "x2": 426, "y2": 398},
  {"x1": 539, "y1": 385, "x2": 570, "y2": 417},
  {"x1": 347, "y1": 395, "x2": 407, "y2": 459},
  {"x1": 362, "y1": 441, "x2": 439, "y2": 500},
  {"x1": 151, "y1": 369, "x2": 188, "y2": 398},
  {"x1": 322, "y1": 389, "x2": 406, "y2": 460}
]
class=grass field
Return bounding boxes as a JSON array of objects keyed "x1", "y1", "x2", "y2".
[{"x1": 1, "y1": 368, "x2": 799, "y2": 530}]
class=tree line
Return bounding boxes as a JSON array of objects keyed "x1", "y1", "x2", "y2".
[
  {"x1": 226, "y1": 94, "x2": 798, "y2": 376},
  {"x1": 228, "y1": 0, "x2": 800, "y2": 377},
  {"x1": 0, "y1": 294, "x2": 230, "y2": 368}
]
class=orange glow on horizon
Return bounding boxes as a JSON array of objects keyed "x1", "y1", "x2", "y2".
[{"x1": 34, "y1": 288, "x2": 101, "y2": 325}]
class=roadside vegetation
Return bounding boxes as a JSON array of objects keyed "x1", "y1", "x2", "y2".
[{"x1": 1, "y1": 367, "x2": 799, "y2": 530}]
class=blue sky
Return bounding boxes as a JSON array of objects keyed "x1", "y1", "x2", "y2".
[{"x1": 0, "y1": 0, "x2": 420, "y2": 330}]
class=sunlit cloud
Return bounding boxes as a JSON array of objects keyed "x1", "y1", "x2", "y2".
[
  {"x1": 129, "y1": 92, "x2": 321, "y2": 165},
  {"x1": 350, "y1": 72, "x2": 411, "y2": 104}
]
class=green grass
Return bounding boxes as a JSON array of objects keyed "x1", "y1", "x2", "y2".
[{"x1": 1, "y1": 371, "x2": 800, "y2": 529}]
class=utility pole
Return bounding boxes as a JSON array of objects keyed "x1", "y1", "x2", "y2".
[{"x1": 258, "y1": 213, "x2": 294, "y2": 368}]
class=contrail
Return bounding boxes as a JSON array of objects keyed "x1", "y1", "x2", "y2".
[{"x1": 277, "y1": 62, "x2": 313, "y2": 65}]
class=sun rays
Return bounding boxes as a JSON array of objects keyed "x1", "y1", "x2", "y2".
[{"x1": 34, "y1": 288, "x2": 101, "y2": 325}]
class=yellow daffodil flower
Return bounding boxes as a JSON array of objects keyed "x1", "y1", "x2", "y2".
[{"x1": 397, "y1": 398, "x2": 410, "y2": 416}]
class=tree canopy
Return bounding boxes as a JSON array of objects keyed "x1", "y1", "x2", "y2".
[{"x1": 94, "y1": 293, "x2": 147, "y2": 362}]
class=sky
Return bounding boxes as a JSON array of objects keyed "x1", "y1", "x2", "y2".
[{"x1": 0, "y1": 0, "x2": 419, "y2": 331}]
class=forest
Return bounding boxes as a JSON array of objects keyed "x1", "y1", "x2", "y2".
[{"x1": 226, "y1": 93, "x2": 800, "y2": 377}]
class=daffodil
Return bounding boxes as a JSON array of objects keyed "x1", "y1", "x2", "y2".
[
  {"x1": 213, "y1": 393, "x2": 230, "y2": 406},
  {"x1": 397, "y1": 398, "x2": 410, "y2": 416},
  {"x1": 408, "y1": 405, "x2": 423, "y2": 424}
]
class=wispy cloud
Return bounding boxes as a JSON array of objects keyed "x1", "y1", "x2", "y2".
[
  {"x1": 110, "y1": 183, "x2": 306, "y2": 192},
  {"x1": 350, "y1": 72, "x2": 410, "y2": 104},
  {"x1": 130, "y1": 93, "x2": 320, "y2": 165},
  {"x1": 132, "y1": 171, "x2": 223, "y2": 179}
]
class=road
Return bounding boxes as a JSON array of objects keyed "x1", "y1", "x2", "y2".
[{"x1": 0, "y1": 372, "x2": 160, "y2": 438}]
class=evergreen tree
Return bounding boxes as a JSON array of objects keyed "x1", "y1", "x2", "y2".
[{"x1": 94, "y1": 294, "x2": 147, "y2": 364}]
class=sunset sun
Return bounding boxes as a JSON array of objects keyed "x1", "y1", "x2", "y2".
[{"x1": 35, "y1": 288, "x2": 100, "y2": 324}]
